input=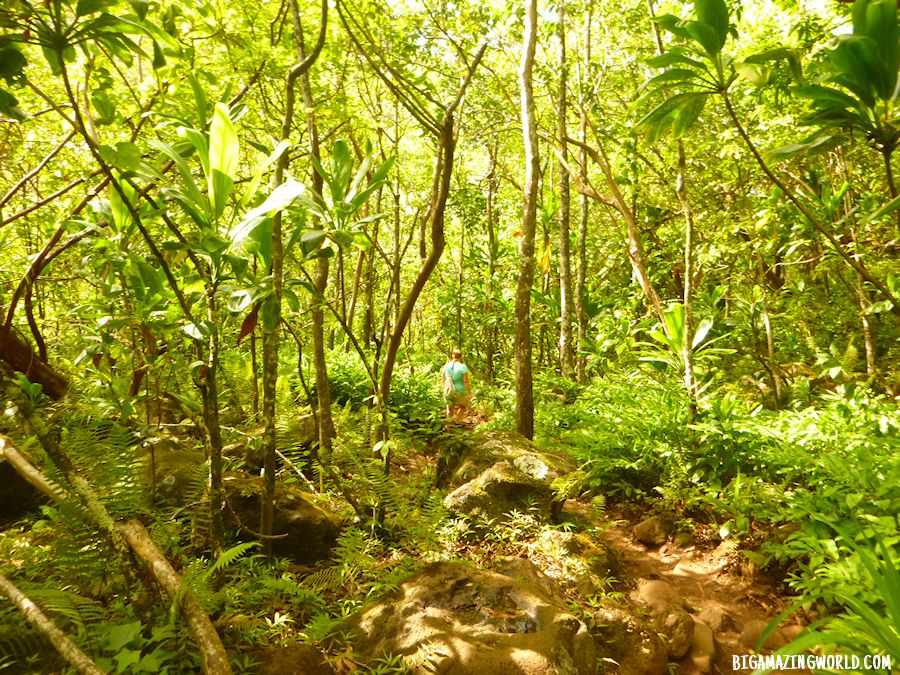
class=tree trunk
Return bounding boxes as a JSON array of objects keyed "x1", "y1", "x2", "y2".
[
  {"x1": 260, "y1": 0, "x2": 328, "y2": 556},
  {"x1": 485, "y1": 149, "x2": 498, "y2": 385},
  {"x1": 516, "y1": 0, "x2": 539, "y2": 440},
  {"x1": 556, "y1": 0, "x2": 574, "y2": 380},
  {"x1": 575, "y1": 9, "x2": 591, "y2": 384},
  {"x1": 0, "y1": 324, "x2": 69, "y2": 399}
]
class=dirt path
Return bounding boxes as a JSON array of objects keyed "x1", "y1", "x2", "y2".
[{"x1": 593, "y1": 512, "x2": 803, "y2": 674}]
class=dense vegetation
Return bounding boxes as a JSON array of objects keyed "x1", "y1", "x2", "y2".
[{"x1": 0, "y1": 0, "x2": 898, "y2": 671}]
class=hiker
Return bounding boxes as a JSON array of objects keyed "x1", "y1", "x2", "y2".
[{"x1": 440, "y1": 350, "x2": 471, "y2": 421}]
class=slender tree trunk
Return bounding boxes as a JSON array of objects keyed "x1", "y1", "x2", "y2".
[
  {"x1": 575, "y1": 9, "x2": 591, "y2": 384},
  {"x1": 556, "y1": 1, "x2": 574, "y2": 380},
  {"x1": 261, "y1": 0, "x2": 328, "y2": 556},
  {"x1": 517, "y1": 0, "x2": 539, "y2": 439},
  {"x1": 298, "y1": 9, "x2": 336, "y2": 463},
  {"x1": 456, "y1": 218, "x2": 465, "y2": 349},
  {"x1": 199, "y1": 288, "x2": 225, "y2": 553},
  {"x1": 485, "y1": 149, "x2": 498, "y2": 385}
]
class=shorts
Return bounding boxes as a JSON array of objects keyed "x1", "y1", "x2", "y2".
[{"x1": 445, "y1": 390, "x2": 467, "y2": 405}]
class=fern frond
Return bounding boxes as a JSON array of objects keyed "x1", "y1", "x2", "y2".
[{"x1": 203, "y1": 543, "x2": 260, "y2": 581}]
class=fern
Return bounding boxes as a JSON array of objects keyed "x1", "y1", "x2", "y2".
[{"x1": 203, "y1": 542, "x2": 260, "y2": 581}]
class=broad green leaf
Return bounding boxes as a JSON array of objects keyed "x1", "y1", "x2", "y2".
[
  {"x1": 671, "y1": 92, "x2": 708, "y2": 137},
  {"x1": 0, "y1": 43, "x2": 26, "y2": 86},
  {"x1": 764, "y1": 133, "x2": 838, "y2": 163},
  {"x1": 694, "y1": 0, "x2": 729, "y2": 54},
  {"x1": 245, "y1": 219, "x2": 273, "y2": 268},
  {"x1": 188, "y1": 73, "x2": 208, "y2": 129},
  {"x1": 693, "y1": 317, "x2": 714, "y2": 348},
  {"x1": 0, "y1": 88, "x2": 26, "y2": 121},
  {"x1": 230, "y1": 179, "x2": 305, "y2": 245},
  {"x1": 685, "y1": 20, "x2": 721, "y2": 57},
  {"x1": 863, "y1": 193, "x2": 900, "y2": 224},
  {"x1": 300, "y1": 229, "x2": 327, "y2": 253},
  {"x1": 654, "y1": 14, "x2": 692, "y2": 40},
  {"x1": 99, "y1": 141, "x2": 141, "y2": 171},
  {"x1": 330, "y1": 140, "x2": 353, "y2": 205},
  {"x1": 735, "y1": 62, "x2": 772, "y2": 86},
  {"x1": 635, "y1": 92, "x2": 708, "y2": 142},
  {"x1": 208, "y1": 102, "x2": 239, "y2": 220},
  {"x1": 646, "y1": 48, "x2": 705, "y2": 70},
  {"x1": 150, "y1": 140, "x2": 207, "y2": 221},
  {"x1": 641, "y1": 68, "x2": 709, "y2": 92},
  {"x1": 91, "y1": 91, "x2": 116, "y2": 125},
  {"x1": 238, "y1": 140, "x2": 290, "y2": 210}
]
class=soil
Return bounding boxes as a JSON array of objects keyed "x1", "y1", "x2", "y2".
[{"x1": 593, "y1": 506, "x2": 806, "y2": 674}]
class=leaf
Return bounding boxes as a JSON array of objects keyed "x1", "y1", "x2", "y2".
[
  {"x1": 694, "y1": 0, "x2": 729, "y2": 54},
  {"x1": 863, "y1": 193, "x2": 900, "y2": 224},
  {"x1": 0, "y1": 88, "x2": 26, "y2": 121},
  {"x1": 646, "y1": 48, "x2": 705, "y2": 70},
  {"x1": 149, "y1": 140, "x2": 208, "y2": 223},
  {"x1": 208, "y1": 103, "x2": 239, "y2": 220},
  {"x1": 685, "y1": 20, "x2": 721, "y2": 57},
  {"x1": 230, "y1": 180, "x2": 305, "y2": 245},
  {"x1": 635, "y1": 92, "x2": 708, "y2": 142},
  {"x1": 329, "y1": 140, "x2": 353, "y2": 205},
  {"x1": 100, "y1": 142, "x2": 141, "y2": 171},
  {"x1": 188, "y1": 72, "x2": 208, "y2": 130},
  {"x1": 764, "y1": 132, "x2": 838, "y2": 163},
  {"x1": 300, "y1": 229, "x2": 327, "y2": 253},
  {"x1": 735, "y1": 62, "x2": 772, "y2": 86},
  {"x1": 654, "y1": 14, "x2": 692, "y2": 40},
  {"x1": 105, "y1": 620, "x2": 142, "y2": 651},
  {"x1": 236, "y1": 305, "x2": 258, "y2": 345},
  {"x1": 692, "y1": 317, "x2": 714, "y2": 348}
]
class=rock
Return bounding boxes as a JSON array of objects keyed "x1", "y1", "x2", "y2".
[
  {"x1": 143, "y1": 433, "x2": 206, "y2": 505},
  {"x1": 245, "y1": 644, "x2": 334, "y2": 674},
  {"x1": 0, "y1": 460, "x2": 46, "y2": 526},
  {"x1": 337, "y1": 559, "x2": 595, "y2": 674},
  {"x1": 633, "y1": 516, "x2": 672, "y2": 547},
  {"x1": 632, "y1": 579, "x2": 694, "y2": 659},
  {"x1": 740, "y1": 619, "x2": 788, "y2": 651},
  {"x1": 444, "y1": 462, "x2": 560, "y2": 522},
  {"x1": 697, "y1": 605, "x2": 735, "y2": 633},
  {"x1": 690, "y1": 618, "x2": 715, "y2": 673},
  {"x1": 592, "y1": 605, "x2": 668, "y2": 675},
  {"x1": 223, "y1": 473, "x2": 340, "y2": 564},
  {"x1": 439, "y1": 430, "x2": 577, "y2": 522},
  {"x1": 224, "y1": 415, "x2": 317, "y2": 472},
  {"x1": 532, "y1": 530, "x2": 616, "y2": 595},
  {"x1": 438, "y1": 430, "x2": 576, "y2": 489}
]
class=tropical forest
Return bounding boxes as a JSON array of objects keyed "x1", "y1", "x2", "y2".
[{"x1": 0, "y1": 0, "x2": 898, "y2": 672}]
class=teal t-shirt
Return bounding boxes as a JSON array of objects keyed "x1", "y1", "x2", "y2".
[{"x1": 443, "y1": 361, "x2": 468, "y2": 393}]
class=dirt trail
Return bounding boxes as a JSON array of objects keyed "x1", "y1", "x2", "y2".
[{"x1": 596, "y1": 511, "x2": 802, "y2": 674}]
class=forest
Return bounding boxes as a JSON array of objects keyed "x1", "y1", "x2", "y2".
[{"x1": 0, "y1": 0, "x2": 898, "y2": 671}]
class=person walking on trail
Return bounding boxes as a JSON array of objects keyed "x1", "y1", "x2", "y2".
[{"x1": 441, "y1": 350, "x2": 471, "y2": 421}]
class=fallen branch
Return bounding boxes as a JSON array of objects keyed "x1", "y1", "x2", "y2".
[
  {"x1": 117, "y1": 521, "x2": 233, "y2": 675},
  {"x1": 0, "y1": 574, "x2": 104, "y2": 675},
  {"x1": 0, "y1": 432, "x2": 233, "y2": 674}
]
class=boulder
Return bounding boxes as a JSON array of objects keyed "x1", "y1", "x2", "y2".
[
  {"x1": 592, "y1": 605, "x2": 668, "y2": 675},
  {"x1": 633, "y1": 515, "x2": 672, "y2": 547},
  {"x1": 143, "y1": 433, "x2": 206, "y2": 505},
  {"x1": 532, "y1": 530, "x2": 616, "y2": 596},
  {"x1": 0, "y1": 460, "x2": 45, "y2": 526},
  {"x1": 438, "y1": 430, "x2": 576, "y2": 488},
  {"x1": 223, "y1": 473, "x2": 340, "y2": 564},
  {"x1": 337, "y1": 558, "x2": 595, "y2": 674},
  {"x1": 632, "y1": 579, "x2": 694, "y2": 660},
  {"x1": 224, "y1": 415, "x2": 317, "y2": 472},
  {"x1": 245, "y1": 644, "x2": 333, "y2": 674},
  {"x1": 740, "y1": 619, "x2": 790, "y2": 652},
  {"x1": 690, "y1": 618, "x2": 716, "y2": 673},
  {"x1": 439, "y1": 430, "x2": 576, "y2": 522}
]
